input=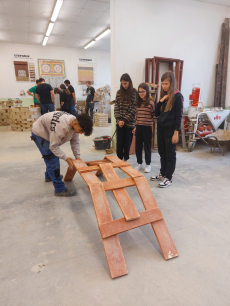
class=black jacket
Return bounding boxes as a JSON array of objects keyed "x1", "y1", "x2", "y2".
[{"x1": 155, "y1": 92, "x2": 183, "y2": 131}]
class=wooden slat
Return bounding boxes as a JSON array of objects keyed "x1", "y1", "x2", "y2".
[
  {"x1": 134, "y1": 176, "x2": 179, "y2": 260},
  {"x1": 151, "y1": 58, "x2": 155, "y2": 84},
  {"x1": 78, "y1": 161, "x2": 130, "y2": 173},
  {"x1": 175, "y1": 61, "x2": 180, "y2": 90},
  {"x1": 179, "y1": 61, "x2": 184, "y2": 91},
  {"x1": 100, "y1": 163, "x2": 140, "y2": 221},
  {"x1": 64, "y1": 159, "x2": 86, "y2": 181},
  {"x1": 103, "y1": 177, "x2": 135, "y2": 191},
  {"x1": 100, "y1": 208, "x2": 163, "y2": 238},
  {"x1": 120, "y1": 166, "x2": 144, "y2": 178},
  {"x1": 215, "y1": 22, "x2": 226, "y2": 107},
  {"x1": 221, "y1": 18, "x2": 229, "y2": 109},
  {"x1": 105, "y1": 155, "x2": 121, "y2": 163},
  {"x1": 85, "y1": 159, "x2": 110, "y2": 166},
  {"x1": 88, "y1": 183, "x2": 128, "y2": 278}
]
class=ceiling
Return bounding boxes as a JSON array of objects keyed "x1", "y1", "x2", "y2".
[
  {"x1": 0, "y1": 0, "x2": 110, "y2": 51},
  {"x1": 1, "y1": 0, "x2": 230, "y2": 51}
]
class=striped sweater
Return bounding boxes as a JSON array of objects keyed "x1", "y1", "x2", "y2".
[
  {"x1": 136, "y1": 100, "x2": 155, "y2": 126},
  {"x1": 114, "y1": 88, "x2": 137, "y2": 128}
]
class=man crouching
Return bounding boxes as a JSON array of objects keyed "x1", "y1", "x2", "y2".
[{"x1": 31, "y1": 112, "x2": 93, "y2": 197}]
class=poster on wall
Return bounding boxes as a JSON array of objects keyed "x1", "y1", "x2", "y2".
[
  {"x1": 38, "y1": 59, "x2": 65, "y2": 77},
  {"x1": 78, "y1": 65, "x2": 94, "y2": 85},
  {"x1": 13, "y1": 54, "x2": 36, "y2": 82}
]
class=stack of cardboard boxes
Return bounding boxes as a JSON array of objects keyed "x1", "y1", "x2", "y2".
[
  {"x1": 94, "y1": 113, "x2": 108, "y2": 127},
  {"x1": 0, "y1": 100, "x2": 22, "y2": 126},
  {"x1": 11, "y1": 106, "x2": 41, "y2": 132}
]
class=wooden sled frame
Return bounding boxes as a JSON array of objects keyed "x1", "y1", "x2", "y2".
[{"x1": 64, "y1": 155, "x2": 178, "y2": 279}]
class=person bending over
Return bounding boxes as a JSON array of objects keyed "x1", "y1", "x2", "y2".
[{"x1": 31, "y1": 112, "x2": 93, "y2": 197}]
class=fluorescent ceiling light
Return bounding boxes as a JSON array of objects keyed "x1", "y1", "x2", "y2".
[
  {"x1": 95, "y1": 28, "x2": 110, "y2": 41},
  {"x1": 42, "y1": 36, "x2": 48, "y2": 46},
  {"x1": 51, "y1": 0, "x2": 63, "y2": 22},
  {"x1": 46, "y1": 22, "x2": 54, "y2": 37},
  {"x1": 84, "y1": 40, "x2": 96, "y2": 49}
]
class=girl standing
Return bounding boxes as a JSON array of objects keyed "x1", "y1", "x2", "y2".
[
  {"x1": 150, "y1": 71, "x2": 183, "y2": 188},
  {"x1": 132, "y1": 83, "x2": 155, "y2": 173},
  {"x1": 114, "y1": 73, "x2": 137, "y2": 161}
]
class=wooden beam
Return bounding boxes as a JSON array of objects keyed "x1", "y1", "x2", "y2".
[
  {"x1": 221, "y1": 18, "x2": 229, "y2": 109},
  {"x1": 103, "y1": 177, "x2": 135, "y2": 191},
  {"x1": 175, "y1": 61, "x2": 180, "y2": 90},
  {"x1": 178, "y1": 61, "x2": 184, "y2": 92},
  {"x1": 89, "y1": 183, "x2": 128, "y2": 278},
  {"x1": 151, "y1": 58, "x2": 155, "y2": 83},
  {"x1": 215, "y1": 22, "x2": 226, "y2": 107},
  {"x1": 99, "y1": 208, "x2": 163, "y2": 238},
  {"x1": 145, "y1": 58, "x2": 150, "y2": 83},
  {"x1": 78, "y1": 161, "x2": 130, "y2": 173},
  {"x1": 100, "y1": 163, "x2": 140, "y2": 221},
  {"x1": 134, "y1": 176, "x2": 179, "y2": 260}
]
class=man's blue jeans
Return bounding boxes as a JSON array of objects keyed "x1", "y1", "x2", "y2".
[
  {"x1": 41, "y1": 104, "x2": 54, "y2": 114},
  {"x1": 31, "y1": 132, "x2": 66, "y2": 193},
  {"x1": 71, "y1": 106, "x2": 78, "y2": 117}
]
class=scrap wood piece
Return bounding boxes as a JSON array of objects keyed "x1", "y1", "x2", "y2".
[
  {"x1": 134, "y1": 176, "x2": 179, "y2": 260},
  {"x1": 221, "y1": 18, "x2": 230, "y2": 109},
  {"x1": 89, "y1": 183, "x2": 128, "y2": 278},
  {"x1": 100, "y1": 163, "x2": 140, "y2": 221},
  {"x1": 99, "y1": 208, "x2": 163, "y2": 238}
]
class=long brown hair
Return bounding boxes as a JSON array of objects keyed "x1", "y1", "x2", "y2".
[
  {"x1": 119, "y1": 73, "x2": 134, "y2": 104},
  {"x1": 137, "y1": 83, "x2": 151, "y2": 107},
  {"x1": 160, "y1": 71, "x2": 176, "y2": 112},
  {"x1": 60, "y1": 84, "x2": 71, "y2": 95}
]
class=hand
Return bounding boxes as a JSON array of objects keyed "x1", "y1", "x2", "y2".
[
  {"x1": 61, "y1": 102, "x2": 64, "y2": 106},
  {"x1": 160, "y1": 95, "x2": 169, "y2": 102},
  {"x1": 90, "y1": 101, "x2": 93, "y2": 104},
  {"x1": 132, "y1": 127, "x2": 136, "y2": 134},
  {"x1": 172, "y1": 132, "x2": 179, "y2": 144},
  {"x1": 118, "y1": 120, "x2": 125, "y2": 128},
  {"x1": 66, "y1": 157, "x2": 75, "y2": 170}
]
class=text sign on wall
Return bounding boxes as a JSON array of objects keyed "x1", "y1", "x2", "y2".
[{"x1": 14, "y1": 54, "x2": 34, "y2": 61}]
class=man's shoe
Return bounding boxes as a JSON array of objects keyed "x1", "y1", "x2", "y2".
[
  {"x1": 158, "y1": 178, "x2": 172, "y2": 188},
  {"x1": 135, "y1": 164, "x2": 143, "y2": 171},
  {"x1": 45, "y1": 175, "x2": 63, "y2": 182},
  {"x1": 144, "y1": 165, "x2": 151, "y2": 173},
  {"x1": 54, "y1": 188, "x2": 76, "y2": 197},
  {"x1": 150, "y1": 173, "x2": 164, "y2": 181}
]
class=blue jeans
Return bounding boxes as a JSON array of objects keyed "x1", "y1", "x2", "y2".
[
  {"x1": 41, "y1": 104, "x2": 54, "y2": 114},
  {"x1": 31, "y1": 132, "x2": 66, "y2": 193},
  {"x1": 71, "y1": 106, "x2": 78, "y2": 117}
]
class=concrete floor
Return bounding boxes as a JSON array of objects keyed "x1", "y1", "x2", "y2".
[{"x1": 0, "y1": 124, "x2": 230, "y2": 306}]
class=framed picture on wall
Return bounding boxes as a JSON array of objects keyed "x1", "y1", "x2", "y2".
[
  {"x1": 78, "y1": 65, "x2": 94, "y2": 85},
  {"x1": 14, "y1": 61, "x2": 30, "y2": 82},
  {"x1": 38, "y1": 59, "x2": 65, "y2": 77}
]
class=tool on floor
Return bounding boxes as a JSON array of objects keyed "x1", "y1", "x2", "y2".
[
  {"x1": 64, "y1": 155, "x2": 178, "y2": 279},
  {"x1": 105, "y1": 128, "x2": 117, "y2": 154}
]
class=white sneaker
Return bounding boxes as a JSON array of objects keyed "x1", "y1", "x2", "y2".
[
  {"x1": 144, "y1": 165, "x2": 151, "y2": 173},
  {"x1": 135, "y1": 164, "x2": 143, "y2": 171},
  {"x1": 158, "y1": 178, "x2": 172, "y2": 188}
]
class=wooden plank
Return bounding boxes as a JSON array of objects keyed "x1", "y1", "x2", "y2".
[
  {"x1": 221, "y1": 18, "x2": 229, "y2": 109},
  {"x1": 78, "y1": 161, "x2": 130, "y2": 173},
  {"x1": 120, "y1": 166, "x2": 144, "y2": 178},
  {"x1": 145, "y1": 58, "x2": 150, "y2": 82},
  {"x1": 175, "y1": 61, "x2": 180, "y2": 90},
  {"x1": 86, "y1": 159, "x2": 110, "y2": 166},
  {"x1": 215, "y1": 23, "x2": 226, "y2": 107},
  {"x1": 64, "y1": 168, "x2": 77, "y2": 181},
  {"x1": 88, "y1": 183, "x2": 128, "y2": 278},
  {"x1": 134, "y1": 176, "x2": 179, "y2": 260},
  {"x1": 100, "y1": 208, "x2": 163, "y2": 238},
  {"x1": 100, "y1": 163, "x2": 140, "y2": 221},
  {"x1": 151, "y1": 58, "x2": 155, "y2": 84},
  {"x1": 105, "y1": 155, "x2": 121, "y2": 163},
  {"x1": 179, "y1": 61, "x2": 184, "y2": 92},
  {"x1": 103, "y1": 177, "x2": 135, "y2": 191},
  {"x1": 154, "y1": 56, "x2": 180, "y2": 62}
]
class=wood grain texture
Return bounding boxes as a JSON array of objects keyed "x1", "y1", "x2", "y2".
[
  {"x1": 64, "y1": 168, "x2": 77, "y2": 181},
  {"x1": 134, "y1": 176, "x2": 179, "y2": 260},
  {"x1": 100, "y1": 163, "x2": 140, "y2": 221},
  {"x1": 120, "y1": 166, "x2": 144, "y2": 178},
  {"x1": 100, "y1": 208, "x2": 163, "y2": 238},
  {"x1": 103, "y1": 177, "x2": 135, "y2": 191},
  {"x1": 88, "y1": 183, "x2": 128, "y2": 278}
]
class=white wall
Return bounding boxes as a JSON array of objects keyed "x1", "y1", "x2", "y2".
[
  {"x1": 0, "y1": 43, "x2": 111, "y2": 99},
  {"x1": 111, "y1": 0, "x2": 230, "y2": 108}
]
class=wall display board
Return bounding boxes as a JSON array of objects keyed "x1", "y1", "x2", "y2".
[
  {"x1": 13, "y1": 54, "x2": 36, "y2": 82},
  {"x1": 78, "y1": 65, "x2": 94, "y2": 84},
  {"x1": 38, "y1": 59, "x2": 65, "y2": 77}
]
